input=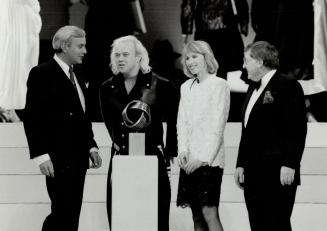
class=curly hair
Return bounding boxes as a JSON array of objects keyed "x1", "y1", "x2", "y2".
[{"x1": 110, "y1": 35, "x2": 151, "y2": 75}]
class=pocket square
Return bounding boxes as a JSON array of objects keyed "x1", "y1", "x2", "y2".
[{"x1": 263, "y1": 90, "x2": 274, "y2": 104}]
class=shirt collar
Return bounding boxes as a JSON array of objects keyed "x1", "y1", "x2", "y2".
[{"x1": 53, "y1": 54, "x2": 71, "y2": 77}]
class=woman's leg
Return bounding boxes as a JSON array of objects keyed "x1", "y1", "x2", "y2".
[
  {"x1": 191, "y1": 204, "x2": 208, "y2": 231},
  {"x1": 202, "y1": 205, "x2": 224, "y2": 231}
]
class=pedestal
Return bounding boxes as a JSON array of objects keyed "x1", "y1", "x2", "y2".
[{"x1": 111, "y1": 155, "x2": 158, "y2": 231}]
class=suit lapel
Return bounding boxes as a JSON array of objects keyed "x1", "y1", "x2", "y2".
[
  {"x1": 51, "y1": 59, "x2": 87, "y2": 94},
  {"x1": 242, "y1": 86, "x2": 256, "y2": 128},
  {"x1": 245, "y1": 73, "x2": 277, "y2": 127},
  {"x1": 51, "y1": 59, "x2": 85, "y2": 114}
]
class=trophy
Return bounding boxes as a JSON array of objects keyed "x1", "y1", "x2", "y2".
[{"x1": 122, "y1": 100, "x2": 151, "y2": 131}]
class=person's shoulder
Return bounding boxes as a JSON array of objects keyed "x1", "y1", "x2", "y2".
[
  {"x1": 210, "y1": 75, "x2": 229, "y2": 89},
  {"x1": 179, "y1": 78, "x2": 193, "y2": 92},
  {"x1": 272, "y1": 72, "x2": 304, "y2": 94},
  {"x1": 211, "y1": 75, "x2": 227, "y2": 83},
  {"x1": 100, "y1": 75, "x2": 117, "y2": 89},
  {"x1": 275, "y1": 72, "x2": 301, "y2": 87},
  {"x1": 28, "y1": 60, "x2": 56, "y2": 83},
  {"x1": 181, "y1": 78, "x2": 193, "y2": 87},
  {"x1": 101, "y1": 75, "x2": 115, "y2": 85},
  {"x1": 30, "y1": 59, "x2": 51, "y2": 72}
]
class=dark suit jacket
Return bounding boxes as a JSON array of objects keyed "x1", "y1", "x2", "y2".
[
  {"x1": 236, "y1": 71, "x2": 307, "y2": 185},
  {"x1": 24, "y1": 59, "x2": 97, "y2": 170}
]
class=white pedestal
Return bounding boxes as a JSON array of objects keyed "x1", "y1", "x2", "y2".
[{"x1": 111, "y1": 155, "x2": 158, "y2": 231}]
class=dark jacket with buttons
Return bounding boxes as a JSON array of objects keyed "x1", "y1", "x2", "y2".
[
  {"x1": 24, "y1": 59, "x2": 98, "y2": 170},
  {"x1": 99, "y1": 71, "x2": 178, "y2": 160}
]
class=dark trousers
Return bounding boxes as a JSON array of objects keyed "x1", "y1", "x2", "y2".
[
  {"x1": 42, "y1": 167, "x2": 87, "y2": 231},
  {"x1": 244, "y1": 182, "x2": 297, "y2": 231},
  {"x1": 106, "y1": 154, "x2": 171, "y2": 231}
]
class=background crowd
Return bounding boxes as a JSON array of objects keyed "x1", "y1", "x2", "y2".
[{"x1": 0, "y1": 0, "x2": 327, "y2": 122}]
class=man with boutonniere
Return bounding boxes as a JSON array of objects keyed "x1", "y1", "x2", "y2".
[
  {"x1": 234, "y1": 41, "x2": 307, "y2": 231},
  {"x1": 24, "y1": 26, "x2": 102, "y2": 231}
]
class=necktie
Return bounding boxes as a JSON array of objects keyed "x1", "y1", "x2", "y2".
[{"x1": 69, "y1": 66, "x2": 78, "y2": 91}]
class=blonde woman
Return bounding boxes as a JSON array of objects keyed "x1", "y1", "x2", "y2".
[{"x1": 177, "y1": 40, "x2": 230, "y2": 231}]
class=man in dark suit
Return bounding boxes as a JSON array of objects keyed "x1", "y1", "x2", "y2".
[
  {"x1": 234, "y1": 41, "x2": 307, "y2": 231},
  {"x1": 23, "y1": 25, "x2": 102, "y2": 231}
]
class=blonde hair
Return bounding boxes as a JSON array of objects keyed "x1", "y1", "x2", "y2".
[
  {"x1": 181, "y1": 40, "x2": 218, "y2": 77},
  {"x1": 52, "y1": 26, "x2": 85, "y2": 53},
  {"x1": 110, "y1": 35, "x2": 151, "y2": 75}
]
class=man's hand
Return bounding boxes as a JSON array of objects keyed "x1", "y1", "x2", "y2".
[
  {"x1": 280, "y1": 166, "x2": 295, "y2": 186},
  {"x1": 183, "y1": 159, "x2": 205, "y2": 175},
  {"x1": 234, "y1": 167, "x2": 244, "y2": 189},
  {"x1": 90, "y1": 151, "x2": 102, "y2": 169},
  {"x1": 39, "y1": 160, "x2": 54, "y2": 178}
]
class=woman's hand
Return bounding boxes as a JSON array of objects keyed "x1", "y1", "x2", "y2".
[
  {"x1": 177, "y1": 151, "x2": 189, "y2": 169},
  {"x1": 184, "y1": 159, "x2": 205, "y2": 175}
]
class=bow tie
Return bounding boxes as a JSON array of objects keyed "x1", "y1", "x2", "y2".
[
  {"x1": 193, "y1": 78, "x2": 199, "y2": 84},
  {"x1": 251, "y1": 80, "x2": 262, "y2": 90},
  {"x1": 190, "y1": 77, "x2": 200, "y2": 89}
]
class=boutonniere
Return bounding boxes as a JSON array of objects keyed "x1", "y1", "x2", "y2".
[{"x1": 263, "y1": 90, "x2": 274, "y2": 104}]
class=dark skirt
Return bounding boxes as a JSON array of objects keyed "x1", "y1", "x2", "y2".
[{"x1": 177, "y1": 165, "x2": 223, "y2": 208}]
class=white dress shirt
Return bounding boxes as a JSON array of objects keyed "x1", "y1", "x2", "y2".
[
  {"x1": 177, "y1": 74, "x2": 230, "y2": 168},
  {"x1": 244, "y1": 69, "x2": 276, "y2": 127},
  {"x1": 53, "y1": 54, "x2": 86, "y2": 112}
]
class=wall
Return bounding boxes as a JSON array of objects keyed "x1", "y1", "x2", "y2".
[{"x1": 0, "y1": 123, "x2": 327, "y2": 231}]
